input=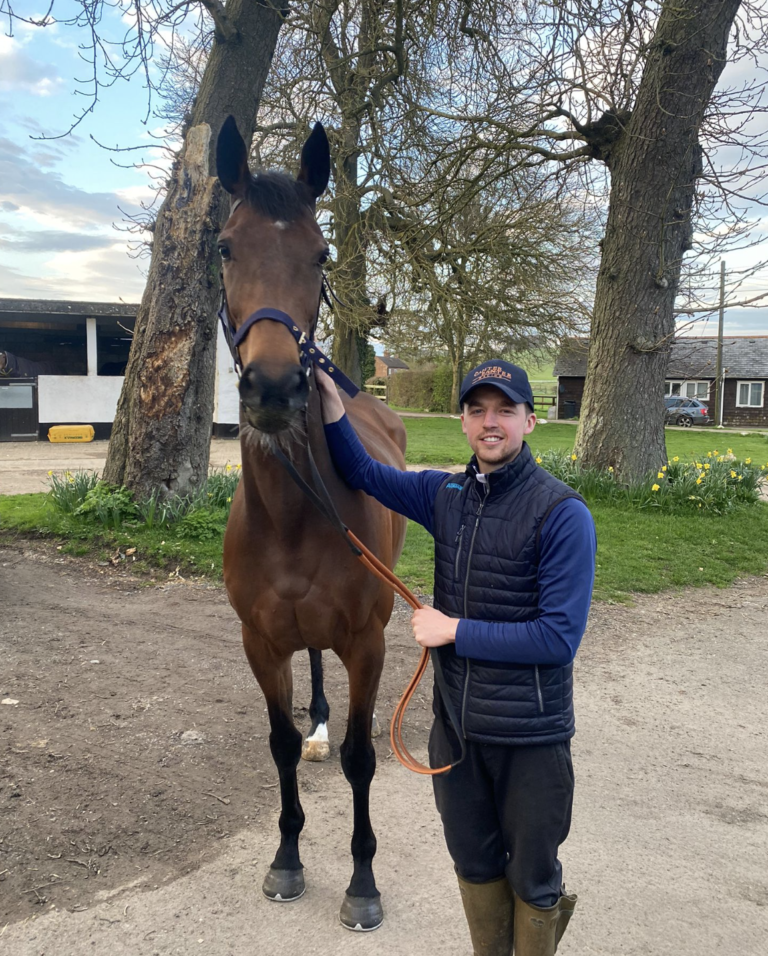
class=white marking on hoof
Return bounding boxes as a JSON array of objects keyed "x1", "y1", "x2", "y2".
[
  {"x1": 302, "y1": 722, "x2": 330, "y2": 762},
  {"x1": 371, "y1": 712, "x2": 381, "y2": 738}
]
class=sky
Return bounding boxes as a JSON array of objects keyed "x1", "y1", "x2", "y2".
[{"x1": 1, "y1": 7, "x2": 767, "y2": 337}]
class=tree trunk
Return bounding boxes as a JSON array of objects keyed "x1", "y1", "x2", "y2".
[
  {"x1": 331, "y1": 119, "x2": 368, "y2": 387},
  {"x1": 574, "y1": 0, "x2": 741, "y2": 481},
  {"x1": 103, "y1": 0, "x2": 288, "y2": 498}
]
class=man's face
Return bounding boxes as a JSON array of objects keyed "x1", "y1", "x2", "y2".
[{"x1": 461, "y1": 385, "x2": 536, "y2": 473}]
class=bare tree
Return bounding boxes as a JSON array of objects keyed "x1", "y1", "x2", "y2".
[
  {"x1": 2, "y1": 0, "x2": 290, "y2": 497},
  {"x1": 411, "y1": 0, "x2": 767, "y2": 478}
]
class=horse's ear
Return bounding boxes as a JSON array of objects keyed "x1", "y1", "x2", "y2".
[
  {"x1": 297, "y1": 122, "x2": 330, "y2": 200},
  {"x1": 216, "y1": 115, "x2": 250, "y2": 197}
]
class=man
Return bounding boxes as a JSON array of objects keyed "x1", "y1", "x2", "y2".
[{"x1": 315, "y1": 359, "x2": 596, "y2": 956}]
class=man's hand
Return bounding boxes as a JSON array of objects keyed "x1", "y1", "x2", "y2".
[
  {"x1": 411, "y1": 607, "x2": 459, "y2": 648},
  {"x1": 314, "y1": 365, "x2": 346, "y2": 424}
]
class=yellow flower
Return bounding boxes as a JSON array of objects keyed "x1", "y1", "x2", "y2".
[
  {"x1": 661, "y1": 465, "x2": 667, "y2": 472},
  {"x1": 227, "y1": 496, "x2": 232, "y2": 503},
  {"x1": 651, "y1": 483, "x2": 660, "y2": 492},
  {"x1": 236, "y1": 463, "x2": 242, "y2": 470},
  {"x1": 47, "y1": 469, "x2": 53, "y2": 476},
  {"x1": 713, "y1": 450, "x2": 719, "y2": 456},
  {"x1": 706, "y1": 451, "x2": 712, "y2": 458},
  {"x1": 226, "y1": 464, "x2": 232, "y2": 471},
  {"x1": 704, "y1": 463, "x2": 710, "y2": 470},
  {"x1": 695, "y1": 461, "x2": 702, "y2": 469},
  {"x1": 657, "y1": 471, "x2": 664, "y2": 479},
  {"x1": 746, "y1": 458, "x2": 752, "y2": 465},
  {"x1": 730, "y1": 470, "x2": 737, "y2": 478},
  {"x1": 608, "y1": 466, "x2": 614, "y2": 473},
  {"x1": 673, "y1": 456, "x2": 679, "y2": 462},
  {"x1": 696, "y1": 477, "x2": 703, "y2": 485},
  {"x1": 698, "y1": 503, "x2": 702, "y2": 508},
  {"x1": 727, "y1": 448, "x2": 733, "y2": 455},
  {"x1": 535, "y1": 456, "x2": 542, "y2": 464},
  {"x1": 688, "y1": 495, "x2": 697, "y2": 500},
  {"x1": 737, "y1": 475, "x2": 743, "y2": 481},
  {"x1": 571, "y1": 454, "x2": 577, "y2": 461}
]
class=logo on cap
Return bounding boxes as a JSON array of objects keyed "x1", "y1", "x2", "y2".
[{"x1": 472, "y1": 365, "x2": 513, "y2": 384}]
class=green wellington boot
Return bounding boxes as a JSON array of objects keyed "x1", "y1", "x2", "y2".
[
  {"x1": 513, "y1": 890, "x2": 578, "y2": 955},
  {"x1": 456, "y1": 874, "x2": 515, "y2": 956}
]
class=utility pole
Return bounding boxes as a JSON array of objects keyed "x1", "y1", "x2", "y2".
[{"x1": 714, "y1": 260, "x2": 725, "y2": 428}]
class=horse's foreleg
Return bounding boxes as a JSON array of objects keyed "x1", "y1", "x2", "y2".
[
  {"x1": 302, "y1": 647, "x2": 331, "y2": 762},
  {"x1": 338, "y1": 636, "x2": 385, "y2": 932},
  {"x1": 242, "y1": 629, "x2": 306, "y2": 903}
]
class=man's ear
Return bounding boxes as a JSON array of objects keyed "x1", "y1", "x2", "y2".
[{"x1": 524, "y1": 412, "x2": 537, "y2": 435}]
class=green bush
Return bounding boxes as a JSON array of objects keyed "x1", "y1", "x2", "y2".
[
  {"x1": 177, "y1": 508, "x2": 227, "y2": 541},
  {"x1": 534, "y1": 449, "x2": 766, "y2": 514},
  {"x1": 48, "y1": 470, "x2": 100, "y2": 513},
  {"x1": 388, "y1": 365, "x2": 455, "y2": 412},
  {"x1": 74, "y1": 482, "x2": 138, "y2": 528}
]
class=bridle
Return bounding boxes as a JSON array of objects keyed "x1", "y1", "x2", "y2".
[{"x1": 216, "y1": 198, "x2": 465, "y2": 777}]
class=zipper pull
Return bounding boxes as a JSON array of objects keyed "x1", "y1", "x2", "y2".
[{"x1": 455, "y1": 523, "x2": 465, "y2": 543}]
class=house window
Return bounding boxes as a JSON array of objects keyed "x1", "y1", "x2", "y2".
[
  {"x1": 665, "y1": 380, "x2": 708, "y2": 399},
  {"x1": 736, "y1": 381, "x2": 764, "y2": 408},
  {"x1": 684, "y1": 380, "x2": 710, "y2": 399}
]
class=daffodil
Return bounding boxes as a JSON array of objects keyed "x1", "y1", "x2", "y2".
[
  {"x1": 227, "y1": 496, "x2": 232, "y2": 503},
  {"x1": 673, "y1": 456, "x2": 679, "y2": 462},
  {"x1": 571, "y1": 454, "x2": 577, "y2": 461},
  {"x1": 707, "y1": 451, "x2": 712, "y2": 458},
  {"x1": 730, "y1": 470, "x2": 737, "y2": 478},
  {"x1": 535, "y1": 456, "x2": 542, "y2": 464},
  {"x1": 713, "y1": 450, "x2": 719, "y2": 456},
  {"x1": 661, "y1": 465, "x2": 667, "y2": 472},
  {"x1": 696, "y1": 477, "x2": 703, "y2": 485},
  {"x1": 704, "y1": 463, "x2": 710, "y2": 471},
  {"x1": 608, "y1": 466, "x2": 614, "y2": 473},
  {"x1": 746, "y1": 458, "x2": 752, "y2": 465},
  {"x1": 657, "y1": 471, "x2": 664, "y2": 479},
  {"x1": 651, "y1": 483, "x2": 660, "y2": 492},
  {"x1": 727, "y1": 448, "x2": 733, "y2": 455},
  {"x1": 738, "y1": 475, "x2": 743, "y2": 481},
  {"x1": 226, "y1": 464, "x2": 232, "y2": 471},
  {"x1": 47, "y1": 470, "x2": 53, "y2": 476}
]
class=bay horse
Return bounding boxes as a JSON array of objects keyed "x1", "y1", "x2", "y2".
[{"x1": 216, "y1": 116, "x2": 408, "y2": 931}]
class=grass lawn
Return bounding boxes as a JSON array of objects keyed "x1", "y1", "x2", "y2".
[
  {"x1": 394, "y1": 501, "x2": 768, "y2": 603},
  {"x1": 402, "y1": 418, "x2": 768, "y2": 466},
  {"x1": 3, "y1": 418, "x2": 767, "y2": 603}
]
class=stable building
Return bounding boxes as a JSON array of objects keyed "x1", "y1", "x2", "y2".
[
  {"x1": 0, "y1": 298, "x2": 240, "y2": 442},
  {"x1": 553, "y1": 336, "x2": 768, "y2": 427}
]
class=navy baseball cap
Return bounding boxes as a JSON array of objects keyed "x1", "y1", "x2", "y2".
[{"x1": 459, "y1": 360, "x2": 535, "y2": 410}]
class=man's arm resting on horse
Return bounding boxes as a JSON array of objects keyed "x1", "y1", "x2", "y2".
[{"x1": 316, "y1": 368, "x2": 444, "y2": 533}]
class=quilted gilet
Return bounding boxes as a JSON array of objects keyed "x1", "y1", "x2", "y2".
[{"x1": 432, "y1": 443, "x2": 584, "y2": 745}]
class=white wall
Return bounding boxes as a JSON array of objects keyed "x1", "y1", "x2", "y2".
[
  {"x1": 38, "y1": 376, "x2": 124, "y2": 423},
  {"x1": 214, "y1": 322, "x2": 240, "y2": 425}
]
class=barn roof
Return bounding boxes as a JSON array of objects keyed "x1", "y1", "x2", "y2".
[
  {"x1": 554, "y1": 336, "x2": 768, "y2": 379},
  {"x1": 0, "y1": 298, "x2": 138, "y2": 319}
]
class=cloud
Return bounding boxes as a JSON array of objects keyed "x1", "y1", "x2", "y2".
[
  {"x1": 1, "y1": 200, "x2": 19, "y2": 212},
  {"x1": 0, "y1": 135, "x2": 143, "y2": 227},
  {"x1": 0, "y1": 222, "x2": 114, "y2": 253},
  {"x1": 0, "y1": 242, "x2": 146, "y2": 302},
  {"x1": 0, "y1": 36, "x2": 64, "y2": 97}
]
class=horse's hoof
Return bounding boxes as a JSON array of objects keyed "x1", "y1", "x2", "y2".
[
  {"x1": 371, "y1": 712, "x2": 382, "y2": 738},
  {"x1": 301, "y1": 737, "x2": 330, "y2": 762},
  {"x1": 262, "y1": 867, "x2": 305, "y2": 902},
  {"x1": 339, "y1": 894, "x2": 384, "y2": 932}
]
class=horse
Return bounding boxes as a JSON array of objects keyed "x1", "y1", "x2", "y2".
[{"x1": 216, "y1": 116, "x2": 408, "y2": 932}]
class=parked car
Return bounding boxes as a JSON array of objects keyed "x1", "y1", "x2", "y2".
[{"x1": 664, "y1": 397, "x2": 711, "y2": 427}]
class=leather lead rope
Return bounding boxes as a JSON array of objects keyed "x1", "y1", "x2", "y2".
[{"x1": 274, "y1": 437, "x2": 466, "y2": 776}]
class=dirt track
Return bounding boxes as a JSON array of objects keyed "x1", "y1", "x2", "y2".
[{"x1": 2, "y1": 543, "x2": 768, "y2": 954}]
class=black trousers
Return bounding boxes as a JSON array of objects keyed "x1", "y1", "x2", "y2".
[{"x1": 429, "y1": 715, "x2": 574, "y2": 908}]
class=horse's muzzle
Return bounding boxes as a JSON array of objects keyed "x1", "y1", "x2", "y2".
[{"x1": 239, "y1": 363, "x2": 309, "y2": 433}]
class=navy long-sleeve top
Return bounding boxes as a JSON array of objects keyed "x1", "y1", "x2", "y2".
[{"x1": 325, "y1": 415, "x2": 596, "y2": 667}]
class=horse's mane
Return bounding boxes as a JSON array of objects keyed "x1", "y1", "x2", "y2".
[{"x1": 246, "y1": 171, "x2": 313, "y2": 222}]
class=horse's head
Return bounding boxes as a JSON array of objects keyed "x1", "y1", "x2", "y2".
[{"x1": 216, "y1": 116, "x2": 331, "y2": 434}]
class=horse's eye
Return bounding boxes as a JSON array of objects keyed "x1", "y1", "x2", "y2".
[
  {"x1": 318, "y1": 249, "x2": 330, "y2": 266},
  {"x1": 219, "y1": 244, "x2": 231, "y2": 261}
]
